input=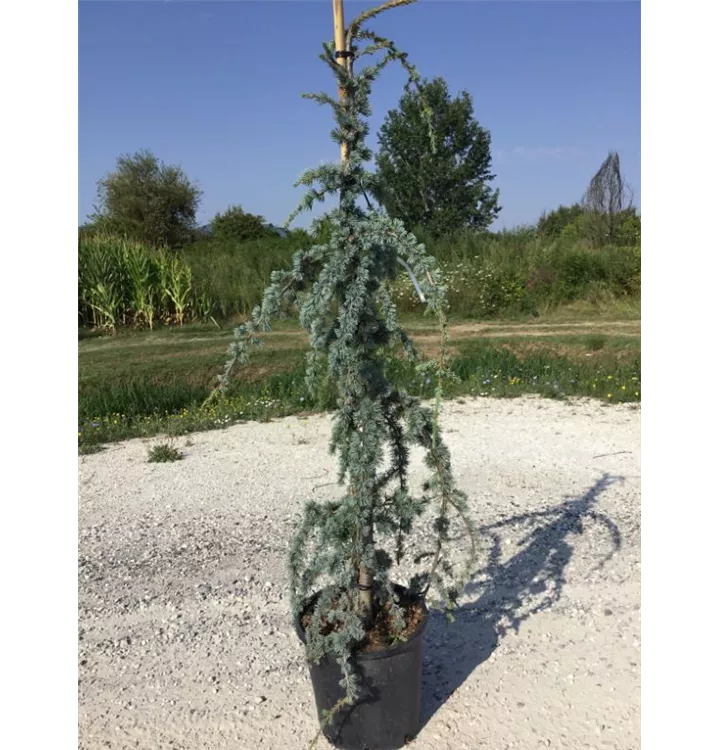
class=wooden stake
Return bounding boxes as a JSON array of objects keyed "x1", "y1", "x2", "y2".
[
  {"x1": 332, "y1": 0, "x2": 349, "y2": 163},
  {"x1": 332, "y1": 0, "x2": 373, "y2": 619}
]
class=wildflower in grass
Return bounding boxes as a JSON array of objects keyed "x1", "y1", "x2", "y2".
[
  {"x1": 621, "y1": 385, "x2": 626, "y2": 391},
  {"x1": 607, "y1": 393, "x2": 613, "y2": 398}
]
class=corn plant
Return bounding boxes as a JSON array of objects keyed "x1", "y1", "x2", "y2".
[
  {"x1": 125, "y1": 243, "x2": 159, "y2": 329},
  {"x1": 79, "y1": 234, "x2": 197, "y2": 330},
  {"x1": 162, "y1": 256, "x2": 193, "y2": 326},
  {"x1": 79, "y1": 236, "x2": 127, "y2": 330},
  {"x1": 86, "y1": 282, "x2": 121, "y2": 333},
  {"x1": 190, "y1": 288, "x2": 217, "y2": 324}
]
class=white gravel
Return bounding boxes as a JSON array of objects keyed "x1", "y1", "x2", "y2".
[{"x1": 78, "y1": 395, "x2": 640, "y2": 750}]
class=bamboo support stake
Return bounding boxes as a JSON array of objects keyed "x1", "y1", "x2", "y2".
[
  {"x1": 332, "y1": 0, "x2": 349, "y2": 163},
  {"x1": 332, "y1": 0, "x2": 374, "y2": 619}
]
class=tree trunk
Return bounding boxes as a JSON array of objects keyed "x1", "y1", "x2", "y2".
[{"x1": 358, "y1": 562, "x2": 374, "y2": 620}]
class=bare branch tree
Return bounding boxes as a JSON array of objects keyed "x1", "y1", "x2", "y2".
[{"x1": 581, "y1": 151, "x2": 634, "y2": 246}]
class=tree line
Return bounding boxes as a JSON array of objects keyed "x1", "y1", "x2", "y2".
[{"x1": 82, "y1": 76, "x2": 638, "y2": 250}]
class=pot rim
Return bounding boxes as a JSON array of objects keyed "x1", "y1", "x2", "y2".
[{"x1": 295, "y1": 583, "x2": 429, "y2": 662}]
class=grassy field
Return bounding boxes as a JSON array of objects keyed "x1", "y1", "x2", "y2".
[{"x1": 78, "y1": 301, "x2": 640, "y2": 453}]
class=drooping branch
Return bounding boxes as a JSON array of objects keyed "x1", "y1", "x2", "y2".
[{"x1": 345, "y1": 0, "x2": 418, "y2": 50}]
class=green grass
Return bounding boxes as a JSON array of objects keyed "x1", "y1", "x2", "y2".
[
  {"x1": 447, "y1": 337, "x2": 640, "y2": 401},
  {"x1": 182, "y1": 234, "x2": 302, "y2": 319},
  {"x1": 78, "y1": 317, "x2": 640, "y2": 452}
]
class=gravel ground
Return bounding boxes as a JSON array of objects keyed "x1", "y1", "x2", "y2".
[{"x1": 78, "y1": 395, "x2": 640, "y2": 750}]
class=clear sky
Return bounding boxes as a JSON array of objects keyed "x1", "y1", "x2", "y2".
[{"x1": 79, "y1": 0, "x2": 640, "y2": 230}]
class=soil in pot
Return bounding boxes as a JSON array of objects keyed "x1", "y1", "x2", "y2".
[{"x1": 297, "y1": 585, "x2": 429, "y2": 750}]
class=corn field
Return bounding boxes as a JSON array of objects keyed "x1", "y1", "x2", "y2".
[{"x1": 78, "y1": 235, "x2": 214, "y2": 332}]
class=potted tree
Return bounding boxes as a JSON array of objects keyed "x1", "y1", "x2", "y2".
[{"x1": 217, "y1": 1, "x2": 476, "y2": 747}]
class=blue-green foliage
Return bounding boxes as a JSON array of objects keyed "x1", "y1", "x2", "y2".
[{"x1": 215, "y1": 0, "x2": 475, "y2": 726}]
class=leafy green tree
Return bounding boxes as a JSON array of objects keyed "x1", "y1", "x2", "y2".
[
  {"x1": 210, "y1": 205, "x2": 272, "y2": 242},
  {"x1": 375, "y1": 76, "x2": 500, "y2": 238},
  {"x1": 91, "y1": 150, "x2": 202, "y2": 249}
]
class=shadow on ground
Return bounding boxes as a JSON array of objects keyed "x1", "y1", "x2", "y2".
[{"x1": 420, "y1": 473, "x2": 624, "y2": 729}]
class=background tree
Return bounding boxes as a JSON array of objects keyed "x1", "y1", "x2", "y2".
[
  {"x1": 91, "y1": 150, "x2": 202, "y2": 249},
  {"x1": 581, "y1": 151, "x2": 635, "y2": 247},
  {"x1": 375, "y1": 76, "x2": 500, "y2": 238},
  {"x1": 210, "y1": 205, "x2": 271, "y2": 242}
]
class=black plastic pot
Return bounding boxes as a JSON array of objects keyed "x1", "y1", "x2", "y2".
[{"x1": 296, "y1": 585, "x2": 429, "y2": 750}]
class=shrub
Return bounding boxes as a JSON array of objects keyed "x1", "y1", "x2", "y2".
[{"x1": 537, "y1": 203, "x2": 585, "y2": 240}]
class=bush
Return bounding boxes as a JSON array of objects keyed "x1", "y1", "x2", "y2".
[{"x1": 537, "y1": 204, "x2": 585, "y2": 240}]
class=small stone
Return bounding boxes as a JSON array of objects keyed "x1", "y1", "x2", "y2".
[{"x1": 255, "y1": 695, "x2": 266, "y2": 705}]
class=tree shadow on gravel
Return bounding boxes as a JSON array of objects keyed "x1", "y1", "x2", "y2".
[{"x1": 420, "y1": 473, "x2": 624, "y2": 730}]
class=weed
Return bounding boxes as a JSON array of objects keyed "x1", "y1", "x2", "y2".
[
  {"x1": 584, "y1": 333, "x2": 608, "y2": 351},
  {"x1": 147, "y1": 440, "x2": 183, "y2": 463}
]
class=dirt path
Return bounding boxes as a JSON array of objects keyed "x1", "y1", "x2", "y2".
[
  {"x1": 79, "y1": 319, "x2": 640, "y2": 354},
  {"x1": 413, "y1": 319, "x2": 640, "y2": 341},
  {"x1": 78, "y1": 396, "x2": 640, "y2": 750}
]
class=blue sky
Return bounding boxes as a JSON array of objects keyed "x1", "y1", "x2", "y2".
[{"x1": 79, "y1": 1, "x2": 640, "y2": 230}]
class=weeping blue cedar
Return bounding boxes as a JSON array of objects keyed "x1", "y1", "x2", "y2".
[{"x1": 215, "y1": 0, "x2": 477, "y2": 732}]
